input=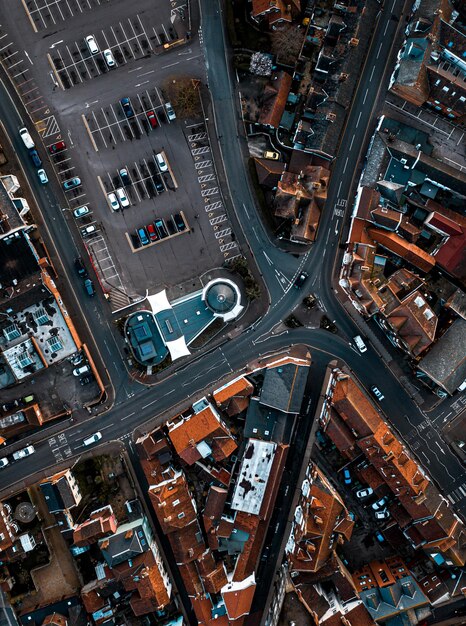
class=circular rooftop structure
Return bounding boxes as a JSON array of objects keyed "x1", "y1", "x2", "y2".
[
  {"x1": 202, "y1": 278, "x2": 243, "y2": 322},
  {"x1": 14, "y1": 502, "x2": 36, "y2": 523}
]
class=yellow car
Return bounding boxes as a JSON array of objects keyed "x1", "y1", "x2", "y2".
[{"x1": 263, "y1": 151, "x2": 280, "y2": 160}]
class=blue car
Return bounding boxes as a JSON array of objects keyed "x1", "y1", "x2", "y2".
[
  {"x1": 63, "y1": 177, "x2": 81, "y2": 190},
  {"x1": 120, "y1": 97, "x2": 134, "y2": 118},
  {"x1": 137, "y1": 227, "x2": 149, "y2": 245},
  {"x1": 343, "y1": 468, "x2": 352, "y2": 485},
  {"x1": 29, "y1": 148, "x2": 42, "y2": 168}
]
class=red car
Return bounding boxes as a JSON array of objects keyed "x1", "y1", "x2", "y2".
[
  {"x1": 146, "y1": 110, "x2": 158, "y2": 129},
  {"x1": 48, "y1": 141, "x2": 66, "y2": 154},
  {"x1": 146, "y1": 223, "x2": 158, "y2": 242}
]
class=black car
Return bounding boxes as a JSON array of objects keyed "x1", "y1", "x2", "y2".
[
  {"x1": 154, "y1": 177, "x2": 165, "y2": 193},
  {"x1": 74, "y1": 257, "x2": 88, "y2": 277},
  {"x1": 294, "y1": 272, "x2": 308, "y2": 289},
  {"x1": 29, "y1": 148, "x2": 42, "y2": 168},
  {"x1": 80, "y1": 375, "x2": 94, "y2": 386},
  {"x1": 120, "y1": 97, "x2": 134, "y2": 118},
  {"x1": 119, "y1": 168, "x2": 130, "y2": 186},
  {"x1": 173, "y1": 212, "x2": 186, "y2": 232}
]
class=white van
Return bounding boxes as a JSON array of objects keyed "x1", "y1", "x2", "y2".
[
  {"x1": 19, "y1": 128, "x2": 35, "y2": 149},
  {"x1": 354, "y1": 335, "x2": 367, "y2": 353},
  {"x1": 12, "y1": 445, "x2": 35, "y2": 461},
  {"x1": 83, "y1": 432, "x2": 102, "y2": 446}
]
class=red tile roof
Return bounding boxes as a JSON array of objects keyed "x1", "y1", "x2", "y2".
[
  {"x1": 259, "y1": 72, "x2": 293, "y2": 128},
  {"x1": 367, "y1": 227, "x2": 436, "y2": 273},
  {"x1": 73, "y1": 506, "x2": 118, "y2": 546},
  {"x1": 148, "y1": 471, "x2": 197, "y2": 534},
  {"x1": 42, "y1": 614, "x2": 67, "y2": 626},
  {"x1": 123, "y1": 563, "x2": 171, "y2": 615},
  {"x1": 222, "y1": 575, "x2": 256, "y2": 621},
  {"x1": 213, "y1": 377, "x2": 254, "y2": 405}
]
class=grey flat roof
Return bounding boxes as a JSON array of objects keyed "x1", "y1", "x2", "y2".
[
  {"x1": 172, "y1": 293, "x2": 215, "y2": 344},
  {"x1": 260, "y1": 362, "x2": 308, "y2": 413},
  {"x1": 231, "y1": 439, "x2": 276, "y2": 515}
]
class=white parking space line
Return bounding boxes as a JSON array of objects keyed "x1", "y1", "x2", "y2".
[
  {"x1": 152, "y1": 27, "x2": 161, "y2": 46},
  {"x1": 92, "y1": 110, "x2": 107, "y2": 148},
  {"x1": 119, "y1": 22, "x2": 135, "y2": 59},
  {"x1": 102, "y1": 107, "x2": 118, "y2": 144},
  {"x1": 74, "y1": 43, "x2": 93, "y2": 79},
  {"x1": 137, "y1": 14, "x2": 153, "y2": 51},
  {"x1": 110, "y1": 25, "x2": 125, "y2": 59}
]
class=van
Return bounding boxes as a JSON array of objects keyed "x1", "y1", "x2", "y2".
[
  {"x1": 12, "y1": 445, "x2": 35, "y2": 461},
  {"x1": 354, "y1": 335, "x2": 367, "y2": 353},
  {"x1": 19, "y1": 128, "x2": 35, "y2": 149},
  {"x1": 83, "y1": 432, "x2": 102, "y2": 446},
  {"x1": 155, "y1": 152, "x2": 168, "y2": 172}
]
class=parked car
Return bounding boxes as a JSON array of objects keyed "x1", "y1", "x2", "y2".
[
  {"x1": 294, "y1": 272, "x2": 308, "y2": 289},
  {"x1": 165, "y1": 102, "x2": 176, "y2": 121},
  {"x1": 154, "y1": 218, "x2": 168, "y2": 238},
  {"x1": 372, "y1": 497, "x2": 388, "y2": 511},
  {"x1": 63, "y1": 177, "x2": 81, "y2": 190},
  {"x1": 1, "y1": 401, "x2": 18, "y2": 412},
  {"x1": 80, "y1": 375, "x2": 94, "y2": 386},
  {"x1": 103, "y1": 48, "x2": 115, "y2": 67},
  {"x1": 12, "y1": 445, "x2": 35, "y2": 461},
  {"x1": 116, "y1": 187, "x2": 129, "y2": 208},
  {"x1": 29, "y1": 148, "x2": 42, "y2": 167},
  {"x1": 356, "y1": 487, "x2": 373, "y2": 499},
  {"x1": 19, "y1": 127, "x2": 34, "y2": 149},
  {"x1": 84, "y1": 278, "x2": 95, "y2": 297},
  {"x1": 69, "y1": 353, "x2": 83, "y2": 366},
  {"x1": 263, "y1": 150, "x2": 279, "y2": 160},
  {"x1": 154, "y1": 177, "x2": 164, "y2": 193},
  {"x1": 107, "y1": 192, "x2": 120, "y2": 211},
  {"x1": 173, "y1": 212, "x2": 186, "y2": 231},
  {"x1": 375, "y1": 510, "x2": 390, "y2": 520},
  {"x1": 83, "y1": 432, "x2": 102, "y2": 446},
  {"x1": 155, "y1": 152, "x2": 168, "y2": 172},
  {"x1": 74, "y1": 257, "x2": 87, "y2": 277},
  {"x1": 119, "y1": 168, "x2": 130, "y2": 185},
  {"x1": 137, "y1": 227, "x2": 149, "y2": 246},
  {"x1": 354, "y1": 335, "x2": 367, "y2": 353},
  {"x1": 146, "y1": 223, "x2": 158, "y2": 242},
  {"x1": 73, "y1": 205, "x2": 90, "y2": 218},
  {"x1": 375, "y1": 532, "x2": 385, "y2": 543},
  {"x1": 37, "y1": 169, "x2": 48, "y2": 184},
  {"x1": 343, "y1": 468, "x2": 352, "y2": 485},
  {"x1": 81, "y1": 225, "x2": 97, "y2": 237},
  {"x1": 120, "y1": 97, "x2": 134, "y2": 118},
  {"x1": 48, "y1": 141, "x2": 66, "y2": 154},
  {"x1": 146, "y1": 110, "x2": 158, "y2": 128},
  {"x1": 370, "y1": 385, "x2": 385, "y2": 401},
  {"x1": 73, "y1": 365, "x2": 90, "y2": 377},
  {"x1": 85, "y1": 35, "x2": 99, "y2": 54},
  {"x1": 0, "y1": 458, "x2": 9, "y2": 469}
]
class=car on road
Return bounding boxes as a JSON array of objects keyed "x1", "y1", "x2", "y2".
[
  {"x1": 173, "y1": 212, "x2": 186, "y2": 232},
  {"x1": 19, "y1": 127, "x2": 34, "y2": 149},
  {"x1": 73, "y1": 205, "x2": 90, "y2": 219},
  {"x1": 0, "y1": 458, "x2": 9, "y2": 469},
  {"x1": 137, "y1": 227, "x2": 149, "y2": 246},
  {"x1": 343, "y1": 468, "x2": 352, "y2": 485},
  {"x1": 356, "y1": 487, "x2": 373, "y2": 499},
  {"x1": 107, "y1": 192, "x2": 120, "y2": 211},
  {"x1": 147, "y1": 223, "x2": 158, "y2": 242},
  {"x1": 84, "y1": 278, "x2": 95, "y2": 297},
  {"x1": 120, "y1": 97, "x2": 134, "y2": 118},
  {"x1": 83, "y1": 432, "x2": 102, "y2": 446},
  {"x1": 370, "y1": 385, "x2": 385, "y2": 401},
  {"x1": 80, "y1": 375, "x2": 94, "y2": 385},
  {"x1": 165, "y1": 102, "x2": 176, "y2": 121},
  {"x1": 73, "y1": 364, "x2": 90, "y2": 377},
  {"x1": 49, "y1": 141, "x2": 66, "y2": 154},
  {"x1": 354, "y1": 335, "x2": 367, "y2": 353},
  {"x1": 116, "y1": 187, "x2": 129, "y2": 208},
  {"x1": 29, "y1": 149, "x2": 42, "y2": 168},
  {"x1": 146, "y1": 110, "x2": 158, "y2": 128},
  {"x1": 37, "y1": 169, "x2": 48, "y2": 184},
  {"x1": 119, "y1": 168, "x2": 130, "y2": 185},
  {"x1": 74, "y1": 257, "x2": 87, "y2": 277},
  {"x1": 85, "y1": 35, "x2": 99, "y2": 54},
  {"x1": 12, "y1": 445, "x2": 35, "y2": 461},
  {"x1": 294, "y1": 272, "x2": 308, "y2": 289},
  {"x1": 103, "y1": 49, "x2": 115, "y2": 67},
  {"x1": 155, "y1": 152, "x2": 168, "y2": 172},
  {"x1": 81, "y1": 225, "x2": 97, "y2": 238},
  {"x1": 63, "y1": 177, "x2": 81, "y2": 190},
  {"x1": 375, "y1": 509, "x2": 390, "y2": 520},
  {"x1": 372, "y1": 497, "x2": 388, "y2": 511},
  {"x1": 154, "y1": 219, "x2": 168, "y2": 239},
  {"x1": 263, "y1": 150, "x2": 279, "y2": 160}
]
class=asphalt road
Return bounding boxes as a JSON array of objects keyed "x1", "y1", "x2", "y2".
[{"x1": 0, "y1": 0, "x2": 465, "y2": 531}]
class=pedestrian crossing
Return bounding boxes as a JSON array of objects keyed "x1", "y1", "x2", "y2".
[{"x1": 447, "y1": 482, "x2": 466, "y2": 504}]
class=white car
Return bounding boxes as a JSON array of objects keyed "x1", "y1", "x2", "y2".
[
  {"x1": 19, "y1": 127, "x2": 35, "y2": 149},
  {"x1": 73, "y1": 206, "x2": 90, "y2": 218},
  {"x1": 73, "y1": 364, "x2": 90, "y2": 377},
  {"x1": 0, "y1": 458, "x2": 9, "y2": 469},
  {"x1": 155, "y1": 152, "x2": 168, "y2": 172},
  {"x1": 165, "y1": 102, "x2": 176, "y2": 121},
  {"x1": 85, "y1": 35, "x2": 99, "y2": 54},
  {"x1": 371, "y1": 386, "x2": 385, "y2": 401},
  {"x1": 375, "y1": 510, "x2": 390, "y2": 520},
  {"x1": 81, "y1": 225, "x2": 97, "y2": 237},
  {"x1": 103, "y1": 49, "x2": 115, "y2": 67},
  {"x1": 116, "y1": 187, "x2": 129, "y2": 207},
  {"x1": 12, "y1": 445, "x2": 35, "y2": 461},
  {"x1": 83, "y1": 432, "x2": 102, "y2": 446},
  {"x1": 372, "y1": 497, "x2": 388, "y2": 511},
  {"x1": 356, "y1": 487, "x2": 373, "y2": 499},
  {"x1": 37, "y1": 169, "x2": 48, "y2": 184},
  {"x1": 107, "y1": 192, "x2": 120, "y2": 211}
]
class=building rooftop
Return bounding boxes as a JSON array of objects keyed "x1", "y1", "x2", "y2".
[
  {"x1": 231, "y1": 439, "x2": 277, "y2": 516},
  {"x1": 259, "y1": 357, "x2": 309, "y2": 413},
  {"x1": 98, "y1": 517, "x2": 152, "y2": 567},
  {"x1": 258, "y1": 71, "x2": 293, "y2": 128}
]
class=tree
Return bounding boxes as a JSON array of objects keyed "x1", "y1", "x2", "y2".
[
  {"x1": 270, "y1": 24, "x2": 305, "y2": 65},
  {"x1": 249, "y1": 52, "x2": 272, "y2": 76},
  {"x1": 163, "y1": 77, "x2": 202, "y2": 119}
]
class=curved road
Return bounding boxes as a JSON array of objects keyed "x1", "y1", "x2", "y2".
[{"x1": 0, "y1": 0, "x2": 465, "y2": 530}]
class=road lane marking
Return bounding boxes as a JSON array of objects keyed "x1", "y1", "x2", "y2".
[
  {"x1": 376, "y1": 42, "x2": 383, "y2": 59},
  {"x1": 355, "y1": 112, "x2": 362, "y2": 128},
  {"x1": 369, "y1": 66, "x2": 375, "y2": 81},
  {"x1": 121, "y1": 412, "x2": 135, "y2": 421}
]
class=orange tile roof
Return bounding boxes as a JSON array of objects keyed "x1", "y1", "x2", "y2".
[
  {"x1": 332, "y1": 376, "x2": 382, "y2": 436},
  {"x1": 73, "y1": 506, "x2": 118, "y2": 546},
  {"x1": 42, "y1": 614, "x2": 67, "y2": 626},
  {"x1": 0, "y1": 505, "x2": 14, "y2": 553},
  {"x1": 123, "y1": 564, "x2": 171, "y2": 615},
  {"x1": 222, "y1": 575, "x2": 256, "y2": 621},
  {"x1": 233, "y1": 517, "x2": 265, "y2": 582},
  {"x1": 367, "y1": 227, "x2": 436, "y2": 273},
  {"x1": 148, "y1": 472, "x2": 197, "y2": 534},
  {"x1": 168, "y1": 523, "x2": 206, "y2": 564},
  {"x1": 213, "y1": 377, "x2": 254, "y2": 405},
  {"x1": 81, "y1": 587, "x2": 106, "y2": 614},
  {"x1": 258, "y1": 72, "x2": 293, "y2": 128}
]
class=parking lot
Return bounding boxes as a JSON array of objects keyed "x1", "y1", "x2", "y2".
[{"x1": 22, "y1": 0, "x2": 110, "y2": 32}]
